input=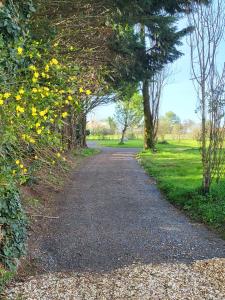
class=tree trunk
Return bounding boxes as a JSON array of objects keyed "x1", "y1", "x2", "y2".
[
  {"x1": 201, "y1": 83, "x2": 210, "y2": 194},
  {"x1": 142, "y1": 79, "x2": 155, "y2": 150},
  {"x1": 119, "y1": 124, "x2": 127, "y2": 144},
  {"x1": 81, "y1": 114, "x2": 88, "y2": 148}
]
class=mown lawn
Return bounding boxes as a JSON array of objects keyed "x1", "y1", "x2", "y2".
[
  {"x1": 139, "y1": 140, "x2": 225, "y2": 234},
  {"x1": 93, "y1": 139, "x2": 144, "y2": 148}
]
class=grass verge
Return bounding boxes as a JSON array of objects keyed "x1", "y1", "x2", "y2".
[{"x1": 138, "y1": 140, "x2": 225, "y2": 236}]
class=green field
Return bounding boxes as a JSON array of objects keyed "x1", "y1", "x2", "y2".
[
  {"x1": 139, "y1": 140, "x2": 225, "y2": 233},
  {"x1": 95, "y1": 139, "x2": 144, "y2": 148}
]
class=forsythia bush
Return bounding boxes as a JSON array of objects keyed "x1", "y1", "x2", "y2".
[{"x1": 0, "y1": 35, "x2": 92, "y2": 269}]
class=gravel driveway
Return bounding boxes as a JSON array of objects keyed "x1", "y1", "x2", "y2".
[{"x1": 4, "y1": 146, "x2": 225, "y2": 299}]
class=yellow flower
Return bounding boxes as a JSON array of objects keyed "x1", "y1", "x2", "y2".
[
  {"x1": 32, "y1": 77, "x2": 38, "y2": 83},
  {"x1": 56, "y1": 152, "x2": 61, "y2": 158},
  {"x1": 35, "y1": 122, "x2": 41, "y2": 128},
  {"x1": 32, "y1": 88, "x2": 38, "y2": 93},
  {"x1": 12, "y1": 170, "x2": 17, "y2": 175},
  {"x1": 32, "y1": 107, "x2": 37, "y2": 116},
  {"x1": 39, "y1": 109, "x2": 48, "y2": 117},
  {"x1": 79, "y1": 87, "x2": 84, "y2": 93},
  {"x1": 86, "y1": 90, "x2": 92, "y2": 95},
  {"x1": 16, "y1": 95, "x2": 22, "y2": 101},
  {"x1": 4, "y1": 92, "x2": 11, "y2": 99},
  {"x1": 65, "y1": 100, "x2": 69, "y2": 104},
  {"x1": 23, "y1": 168, "x2": 28, "y2": 173},
  {"x1": 0, "y1": 99, "x2": 4, "y2": 105},
  {"x1": 34, "y1": 72, "x2": 39, "y2": 78},
  {"x1": 19, "y1": 88, "x2": 25, "y2": 95},
  {"x1": 50, "y1": 118, "x2": 54, "y2": 123},
  {"x1": 50, "y1": 58, "x2": 59, "y2": 65},
  {"x1": 16, "y1": 105, "x2": 25, "y2": 113},
  {"x1": 37, "y1": 129, "x2": 42, "y2": 135},
  {"x1": 45, "y1": 64, "x2": 50, "y2": 72},
  {"x1": 20, "y1": 164, "x2": 24, "y2": 169},
  {"x1": 15, "y1": 160, "x2": 20, "y2": 165},
  {"x1": 17, "y1": 47, "x2": 23, "y2": 55},
  {"x1": 52, "y1": 160, "x2": 56, "y2": 165},
  {"x1": 41, "y1": 72, "x2": 46, "y2": 78},
  {"x1": 29, "y1": 138, "x2": 35, "y2": 144},
  {"x1": 62, "y1": 112, "x2": 68, "y2": 118},
  {"x1": 68, "y1": 95, "x2": 73, "y2": 101},
  {"x1": 29, "y1": 65, "x2": 37, "y2": 71}
]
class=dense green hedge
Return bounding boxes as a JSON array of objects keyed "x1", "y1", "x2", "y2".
[{"x1": 0, "y1": 185, "x2": 27, "y2": 270}]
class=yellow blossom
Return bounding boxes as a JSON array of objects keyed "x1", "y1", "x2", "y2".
[
  {"x1": 19, "y1": 88, "x2": 25, "y2": 95},
  {"x1": 12, "y1": 170, "x2": 17, "y2": 175},
  {"x1": 32, "y1": 88, "x2": 38, "y2": 93},
  {"x1": 79, "y1": 87, "x2": 84, "y2": 93},
  {"x1": 17, "y1": 47, "x2": 23, "y2": 55},
  {"x1": 29, "y1": 138, "x2": 35, "y2": 144},
  {"x1": 34, "y1": 72, "x2": 39, "y2": 78},
  {"x1": 16, "y1": 95, "x2": 22, "y2": 101},
  {"x1": 16, "y1": 105, "x2": 25, "y2": 113},
  {"x1": 32, "y1": 77, "x2": 38, "y2": 83},
  {"x1": 86, "y1": 90, "x2": 92, "y2": 95},
  {"x1": 37, "y1": 129, "x2": 42, "y2": 135},
  {"x1": 20, "y1": 164, "x2": 24, "y2": 169},
  {"x1": 39, "y1": 109, "x2": 48, "y2": 117},
  {"x1": 56, "y1": 152, "x2": 61, "y2": 158},
  {"x1": 35, "y1": 122, "x2": 41, "y2": 128},
  {"x1": 45, "y1": 64, "x2": 50, "y2": 72},
  {"x1": 15, "y1": 160, "x2": 20, "y2": 165},
  {"x1": 4, "y1": 92, "x2": 11, "y2": 99},
  {"x1": 0, "y1": 99, "x2": 4, "y2": 105},
  {"x1": 50, "y1": 58, "x2": 59, "y2": 65},
  {"x1": 68, "y1": 95, "x2": 73, "y2": 101},
  {"x1": 62, "y1": 112, "x2": 68, "y2": 118},
  {"x1": 32, "y1": 107, "x2": 37, "y2": 116},
  {"x1": 29, "y1": 65, "x2": 37, "y2": 71}
]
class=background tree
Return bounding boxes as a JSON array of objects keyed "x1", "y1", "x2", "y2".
[
  {"x1": 107, "y1": 117, "x2": 117, "y2": 135},
  {"x1": 189, "y1": 0, "x2": 225, "y2": 193},
  {"x1": 115, "y1": 91, "x2": 143, "y2": 144}
]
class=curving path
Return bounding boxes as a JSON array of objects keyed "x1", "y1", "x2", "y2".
[{"x1": 5, "y1": 146, "x2": 225, "y2": 299}]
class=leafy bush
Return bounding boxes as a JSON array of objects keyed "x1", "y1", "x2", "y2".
[{"x1": 0, "y1": 184, "x2": 27, "y2": 270}]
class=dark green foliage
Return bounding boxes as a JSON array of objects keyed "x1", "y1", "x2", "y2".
[
  {"x1": 0, "y1": 0, "x2": 35, "y2": 41},
  {"x1": 0, "y1": 184, "x2": 27, "y2": 270}
]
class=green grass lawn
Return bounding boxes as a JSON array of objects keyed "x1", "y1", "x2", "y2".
[
  {"x1": 139, "y1": 140, "x2": 225, "y2": 233},
  {"x1": 93, "y1": 139, "x2": 144, "y2": 148}
]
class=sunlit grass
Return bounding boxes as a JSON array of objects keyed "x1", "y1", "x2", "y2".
[{"x1": 139, "y1": 140, "x2": 225, "y2": 233}]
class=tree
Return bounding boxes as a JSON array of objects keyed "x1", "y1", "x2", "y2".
[
  {"x1": 157, "y1": 111, "x2": 181, "y2": 140},
  {"x1": 107, "y1": 117, "x2": 117, "y2": 135},
  {"x1": 115, "y1": 91, "x2": 143, "y2": 144},
  {"x1": 188, "y1": 0, "x2": 225, "y2": 193}
]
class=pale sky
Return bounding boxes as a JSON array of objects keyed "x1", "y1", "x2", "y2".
[{"x1": 89, "y1": 15, "x2": 225, "y2": 123}]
